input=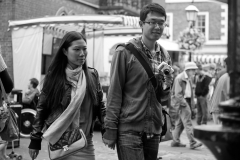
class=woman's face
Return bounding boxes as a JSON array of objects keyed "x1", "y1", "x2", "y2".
[{"x1": 64, "y1": 39, "x2": 87, "y2": 69}]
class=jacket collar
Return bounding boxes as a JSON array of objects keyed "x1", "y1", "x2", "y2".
[{"x1": 179, "y1": 71, "x2": 189, "y2": 82}]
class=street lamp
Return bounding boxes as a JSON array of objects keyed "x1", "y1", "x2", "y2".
[
  {"x1": 185, "y1": 5, "x2": 199, "y2": 28},
  {"x1": 184, "y1": 4, "x2": 199, "y2": 61}
]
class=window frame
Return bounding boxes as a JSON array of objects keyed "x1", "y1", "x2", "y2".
[
  {"x1": 166, "y1": 13, "x2": 173, "y2": 41},
  {"x1": 196, "y1": 12, "x2": 209, "y2": 42}
]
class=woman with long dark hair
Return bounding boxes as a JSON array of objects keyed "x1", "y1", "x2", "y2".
[{"x1": 28, "y1": 31, "x2": 105, "y2": 160}]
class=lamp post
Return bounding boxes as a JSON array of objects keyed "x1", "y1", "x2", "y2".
[
  {"x1": 185, "y1": 5, "x2": 199, "y2": 28},
  {"x1": 185, "y1": 4, "x2": 199, "y2": 61}
]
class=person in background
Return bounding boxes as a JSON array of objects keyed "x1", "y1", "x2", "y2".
[
  {"x1": 103, "y1": 3, "x2": 173, "y2": 160},
  {"x1": 22, "y1": 78, "x2": 40, "y2": 105},
  {"x1": 210, "y1": 61, "x2": 230, "y2": 124},
  {"x1": 172, "y1": 65, "x2": 180, "y2": 81},
  {"x1": 28, "y1": 31, "x2": 106, "y2": 160},
  {"x1": 202, "y1": 63, "x2": 216, "y2": 98},
  {"x1": 195, "y1": 64, "x2": 212, "y2": 125},
  {"x1": 171, "y1": 62, "x2": 202, "y2": 149},
  {"x1": 203, "y1": 63, "x2": 216, "y2": 121},
  {"x1": 169, "y1": 65, "x2": 180, "y2": 127},
  {"x1": 0, "y1": 45, "x2": 14, "y2": 160},
  {"x1": 214, "y1": 59, "x2": 227, "y2": 89}
]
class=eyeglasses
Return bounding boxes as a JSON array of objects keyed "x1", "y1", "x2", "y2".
[{"x1": 142, "y1": 21, "x2": 167, "y2": 28}]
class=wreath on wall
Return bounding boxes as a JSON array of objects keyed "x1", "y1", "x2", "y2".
[{"x1": 177, "y1": 27, "x2": 205, "y2": 51}]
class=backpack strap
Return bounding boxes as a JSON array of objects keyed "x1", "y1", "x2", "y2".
[{"x1": 125, "y1": 43, "x2": 158, "y2": 90}]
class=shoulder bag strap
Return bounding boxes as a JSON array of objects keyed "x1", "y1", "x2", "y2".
[{"x1": 125, "y1": 43, "x2": 158, "y2": 89}]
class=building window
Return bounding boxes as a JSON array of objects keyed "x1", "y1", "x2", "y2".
[
  {"x1": 166, "y1": 13, "x2": 173, "y2": 40},
  {"x1": 194, "y1": 12, "x2": 209, "y2": 41},
  {"x1": 197, "y1": 15, "x2": 206, "y2": 36}
]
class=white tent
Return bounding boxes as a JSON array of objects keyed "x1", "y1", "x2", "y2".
[{"x1": 8, "y1": 15, "x2": 140, "y2": 93}]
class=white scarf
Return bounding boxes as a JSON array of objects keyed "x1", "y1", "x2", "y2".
[
  {"x1": 43, "y1": 66, "x2": 86, "y2": 145},
  {"x1": 184, "y1": 71, "x2": 192, "y2": 98}
]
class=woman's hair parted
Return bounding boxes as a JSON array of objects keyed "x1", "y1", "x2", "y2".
[{"x1": 42, "y1": 31, "x2": 98, "y2": 110}]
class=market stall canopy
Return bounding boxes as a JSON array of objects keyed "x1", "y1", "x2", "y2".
[
  {"x1": 9, "y1": 15, "x2": 141, "y2": 39},
  {"x1": 8, "y1": 15, "x2": 140, "y2": 29},
  {"x1": 8, "y1": 14, "x2": 140, "y2": 93}
]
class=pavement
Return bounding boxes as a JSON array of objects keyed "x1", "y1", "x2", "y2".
[{"x1": 7, "y1": 120, "x2": 217, "y2": 160}]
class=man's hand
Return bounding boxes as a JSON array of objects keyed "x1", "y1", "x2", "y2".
[
  {"x1": 103, "y1": 137, "x2": 116, "y2": 150},
  {"x1": 102, "y1": 129, "x2": 117, "y2": 150},
  {"x1": 29, "y1": 149, "x2": 39, "y2": 160},
  {"x1": 163, "y1": 72, "x2": 173, "y2": 88}
]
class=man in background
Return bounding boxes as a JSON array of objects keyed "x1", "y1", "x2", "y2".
[
  {"x1": 22, "y1": 78, "x2": 40, "y2": 104},
  {"x1": 195, "y1": 64, "x2": 212, "y2": 125},
  {"x1": 171, "y1": 62, "x2": 202, "y2": 149}
]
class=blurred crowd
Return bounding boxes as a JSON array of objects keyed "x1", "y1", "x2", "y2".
[
  {"x1": 170, "y1": 59, "x2": 229, "y2": 125},
  {"x1": 168, "y1": 59, "x2": 229, "y2": 149}
]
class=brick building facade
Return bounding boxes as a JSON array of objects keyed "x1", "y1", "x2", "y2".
[
  {"x1": 165, "y1": 0, "x2": 228, "y2": 63},
  {"x1": 1, "y1": 0, "x2": 167, "y2": 82},
  {"x1": 0, "y1": 0, "x2": 98, "y2": 79}
]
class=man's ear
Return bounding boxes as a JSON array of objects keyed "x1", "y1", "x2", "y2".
[{"x1": 139, "y1": 21, "x2": 143, "y2": 28}]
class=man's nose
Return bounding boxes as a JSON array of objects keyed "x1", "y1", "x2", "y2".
[{"x1": 154, "y1": 23, "x2": 161, "y2": 29}]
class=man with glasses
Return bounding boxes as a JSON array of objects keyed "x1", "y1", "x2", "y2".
[{"x1": 103, "y1": 3, "x2": 173, "y2": 160}]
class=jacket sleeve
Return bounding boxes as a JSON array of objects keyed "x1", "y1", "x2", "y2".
[
  {"x1": 0, "y1": 69, "x2": 14, "y2": 94},
  {"x1": 29, "y1": 91, "x2": 49, "y2": 150},
  {"x1": 104, "y1": 46, "x2": 127, "y2": 141}
]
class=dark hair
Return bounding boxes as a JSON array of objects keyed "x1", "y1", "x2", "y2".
[
  {"x1": 30, "y1": 78, "x2": 39, "y2": 88},
  {"x1": 140, "y1": 3, "x2": 167, "y2": 21},
  {"x1": 42, "y1": 31, "x2": 98, "y2": 110}
]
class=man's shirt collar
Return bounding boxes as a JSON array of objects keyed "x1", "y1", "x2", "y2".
[
  {"x1": 140, "y1": 37, "x2": 160, "y2": 58},
  {"x1": 184, "y1": 71, "x2": 189, "y2": 79}
]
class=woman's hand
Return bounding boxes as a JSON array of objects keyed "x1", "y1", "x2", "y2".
[{"x1": 29, "y1": 149, "x2": 39, "y2": 160}]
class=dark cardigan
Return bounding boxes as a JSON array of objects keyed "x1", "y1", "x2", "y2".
[
  {"x1": 0, "y1": 69, "x2": 14, "y2": 94},
  {"x1": 195, "y1": 74, "x2": 212, "y2": 97}
]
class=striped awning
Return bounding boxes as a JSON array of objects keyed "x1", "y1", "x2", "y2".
[{"x1": 193, "y1": 54, "x2": 227, "y2": 66}]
